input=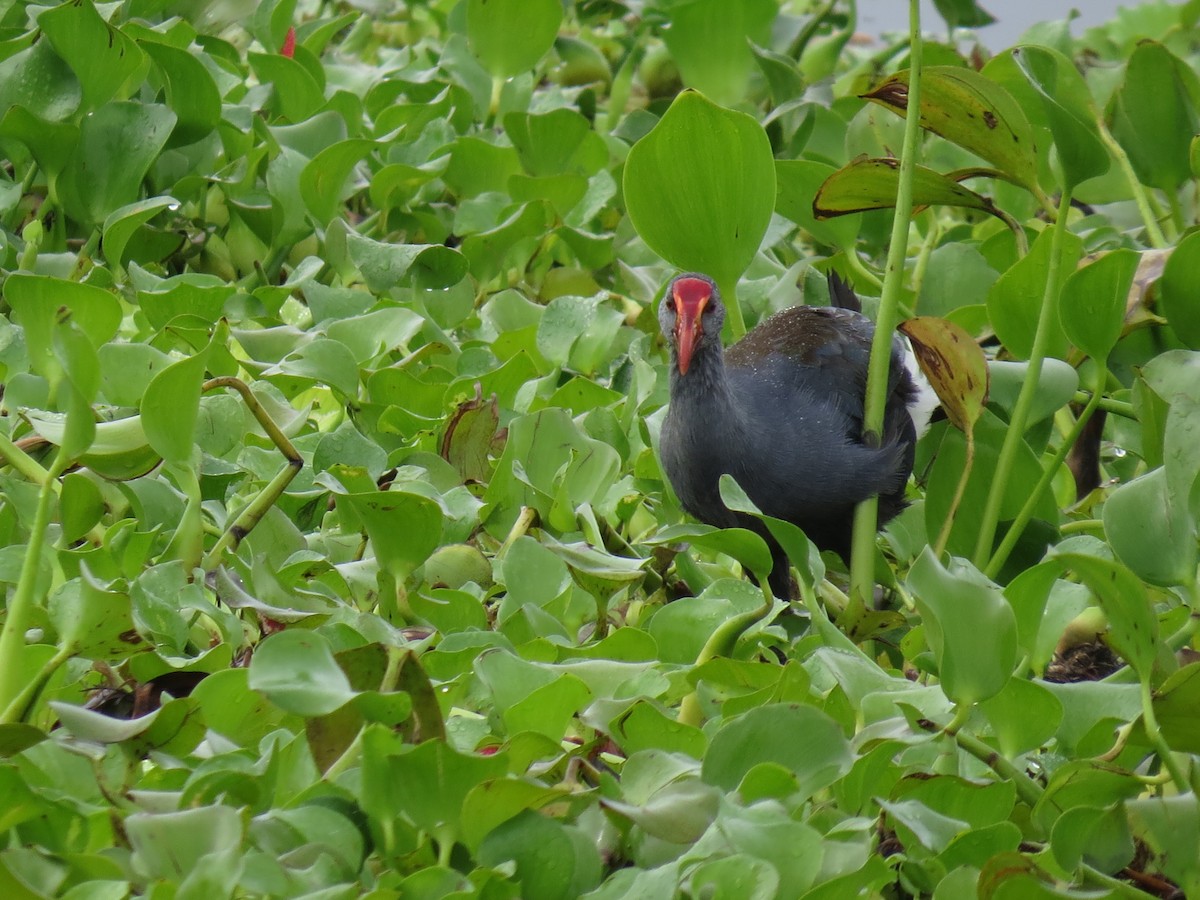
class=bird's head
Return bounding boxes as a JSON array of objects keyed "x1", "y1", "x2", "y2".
[{"x1": 659, "y1": 273, "x2": 724, "y2": 375}]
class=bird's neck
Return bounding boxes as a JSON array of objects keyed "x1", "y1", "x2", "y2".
[{"x1": 670, "y1": 345, "x2": 743, "y2": 427}]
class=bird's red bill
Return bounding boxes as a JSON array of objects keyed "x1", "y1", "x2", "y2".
[{"x1": 672, "y1": 277, "x2": 711, "y2": 374}]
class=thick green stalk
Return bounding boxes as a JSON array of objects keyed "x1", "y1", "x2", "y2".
[
  {"x1": 0, "y1": 452, "x2": 61, "y2": 720},
  {"x1": 847, "y1": 0, "x2": 922, "y2": 618},
  {"x1": 972, "y1": 190, "x2": 1074, "y2": 568},
  {"x1": 715, "y1": 274, "x2": 746, "y2": 341},
  {"x1": 0, "y1": 432, "x2": 50, "y2": 486},
  {"x1": 985, "y1": 364, "x2": 1106, "y2": 578}
]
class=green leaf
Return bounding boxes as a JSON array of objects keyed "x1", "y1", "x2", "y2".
[
  {"x1": 51, "y1": 317, "x2": 100, "y2": 463},
  {"x1": 1054, "y1": 554, "x2": 1156, "y2": 678},
  {"x1": 248, "y1": 52, "x2": 325, "y2": 122},
  {"x1": 1108, "y1": 40, "x2": 1200, "y2": 192},
  {"x1": 300, "y1": 139, "x2": 377, "y2": 225},
  {"x1": 38, "y1": 0, "x2": 145, "y2": 111},
  {"x1": 0, "y1": 38, "x2": 81, "y2": 124},
  {"x1": 466, "y1": 0, "x2": 562, "y2": 79},
  {"x1": 102, "y1": 196, "x2": 179, "y2": 270},
  {"x1": 775, "y1": 159, "x2": 861, "y2": 251},
  {"x1": 907, "y1": 549, "x2": 1017, "y2": 705},
  {"x1": 1010, "y1": 45, "x2": 1110, "y2": 190},
  {"x1": 813, "y1": 157, "x2": 1002, "y2": 219},
  {"x1": 702, "y1": 704, "x2": 853, "y2": 800},
  {"x1": 1050, "y1": 805, "x2": 1133, "y2": 874},
  {"x1": 1160, "y1": 230, "x2": 1200, "y2": 349},
  {"x1": 504, "y1": 109, "x2": 607, "y2": 177},
  {"x1": 987, "y1": 226, "x2": 1081, "y2": 360},
  {"x1": 932, "y1": 0, "x2": 996, "y2": 29},
  {"x1": 1164, "y1": 392, "x2": 1200, "y2": 524},
  {"x1": 649, "y1": 524, "x2": 774, "y2": 587},
  {"x1": 1135, "y1": 663, "x2": 1200, "y2": 753},
  {"x1": 623, "y1": 91, "x2": 775, "y2": 295},
  {"x1": 1127, "y1": 795, "x2": 1200, "y2": 896},
  {"x1": 345, "y1": 230, "x2": 468, "y2": 292},
  {"x1": 1058, "y1": 248, "x2": 1137, "y2": 361},
  {"x1": 1102, "y1": 468, "x2": 1196, "y2": 588},
  {"x1": 861, "y1": 66, "x2": 1040, "y2": 195},
  {"x1": 0, "y1": 105, "x2": 78, "y2": 181},
  {"x1": 248, "y1": 629, "x2": 356, "y2": 716},
  {"x1": 658, "y1": 0, "x2": 777, "y2": 106},
  {"x1": 141, "y1": 347, "x2": 209, "y2": 467},
  {"x1": 58, "y1": 101, "x2": 177, "y2": 227},
  {"x1": 336, "y1": 489, "x2": 444, "y2": 580},
  {"x1": 138, "y1": 38, "x2": 221, "y2": 146},
  {"x1": 979, "y1": 676, "x2": 1063, "y2": 757},
  {"x1": 125, "y1": 807, "x2": 243, "y2": 883},
  {"x1": 5, "y1": 275, "x2": 122, "y2": 381},
  {"x1": 899, "y1": 316, "x2": 989, "y2": 434}
]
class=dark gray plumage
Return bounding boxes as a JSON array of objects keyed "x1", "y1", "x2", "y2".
[{"x1": 658, "y1": 272, "x2": 923, "y2": 596}]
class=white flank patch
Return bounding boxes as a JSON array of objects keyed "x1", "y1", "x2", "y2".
[{"x1": 902, "y1": 338, "x2": 940, "y2": 438}]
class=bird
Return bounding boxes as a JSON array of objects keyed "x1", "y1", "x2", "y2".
[{"x1": 657, "y1": 271, "x2": 936, "y2": 597}]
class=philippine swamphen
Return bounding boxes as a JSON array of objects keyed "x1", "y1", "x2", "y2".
[{"x1": 657, "y1": 272, "x2": 936, "y2": 597}]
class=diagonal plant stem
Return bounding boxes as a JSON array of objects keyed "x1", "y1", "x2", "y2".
[
  {"x1": 678, "y1": 581, "x2": 775, "y2": 726},
  {"x1": 846, "y1": 0, "x2": 922, "y2": 625},
  {"x1": 972, "y1": 189, "x2": 1074, "y2": 569},
  {"x1": 199, "y1": 377, "x2": 304, "y2": 570},
  {"x1": 0, "y1": 432, "x2": 51, "y2": 486},
  {"x1": 933, "y1": 425, "x2": 974, "y2": 558},
  {"x1": 985, "y1": 363, "x2": 1106, "y2": 578},
  {"x1": 1096, "y1": 122, "x2": 1167, "y2": 249},
  {"x1": 0, "y1": 445, "x2": 69, "y2": 722}
]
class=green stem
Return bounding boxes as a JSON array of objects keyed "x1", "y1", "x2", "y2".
[
  {"x1": 1139, "y1": 678, "x2": 1190, "y2": 794},
  {"x1": 201, "y1": 458, "x2": 302, "y2": 570},
  {"x1": 495, "y1": 506, "x2": 537, "y2": 560},
  {"x1": 848, "y1": 0, "x2": 922, "y2": 619},
  {"x1": 0, "y1": 646, "x2": 71, "y2": 725},
  {"x1": 678, "y1": 582, "x2": 775, "y2": 726},
  {"x1": 909, "y1": 213, "x2": 940, "y2": 301},
  {"x1": 715, "y1": 274, "x2": 746, "y2": 341},
  {"x1": 67, "y1": 229, "x2": 101, "y2": 282},
  {"x1": 786, "y1": 0, "x2": 838, "y2": 58},
  {"x1": 0, "y1": 450, "x2": 62, "y2": 721},
  {"x1": 1080, "y1": 862, "x2": 1164, "y2": 900},
  {"x1": 948, "y1": 726, "x2": 1044, "y2": 807},
  {"x1": 3, "y1": 162, "x2": 39, "y2": 232},
  {"x1": 1097, "y1": 122, "x2": 1167, "y2": 249},
  {"x1": 842, "y1": 250, "x2": 883, "y2": 292},
  {"x1": 942, "y1": 702, "x2": 972, "y2": 737},
  {"x1": 199, "y1": 378, "x2": 304, "y2": 571},
  {"x1": 1071, "y1": 391, "x2": 1134, "y2": 419},
  {"x1": 972, "y1": 189, "x2": 1074, "y2": 568},
  {"x1": 487, "y1": 75, "x2": 504, "y2": 122},
  {"x1": 1059, "y1": 519, "x2": 1105, "y2": 536},
  {"x1": 1165, "y1": 189, "x2": 1185, "y2": 240},
  {"x1": 985, "y1": 364, "x2": 1106, "y2": 579},
  {"x1": 934, "y1": 425, "x2": 974, "y2": 558},
  {"x1": 0, "y1": 432, "x2": 51, "y2": 486}
]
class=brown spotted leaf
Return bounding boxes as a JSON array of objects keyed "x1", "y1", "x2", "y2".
[
  {"x1": 441, "y1": 382, "x2": 501, "y2": 483},
  {"x1": 899, "y1": 316, "x2": 989, "y2": 433},
  {"x1": 812, "y1": 156, "x2": 1002, "y2": 220},
  {"x1": 861, "y1": 66, "x2": 1040, "y2": 195}
]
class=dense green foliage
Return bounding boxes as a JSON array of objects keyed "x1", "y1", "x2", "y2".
[{"x1": 2, "y1": 0, "x2": 1200, "y2": 897}]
